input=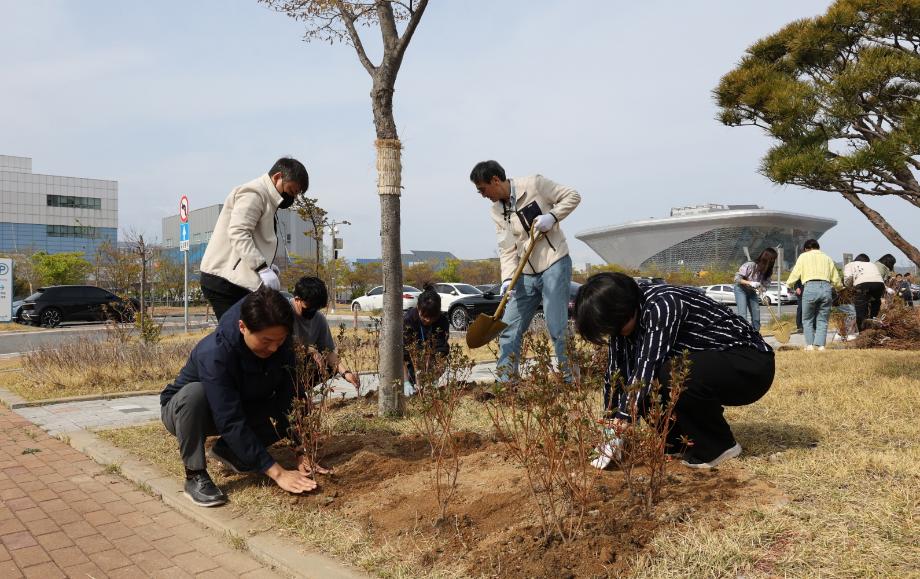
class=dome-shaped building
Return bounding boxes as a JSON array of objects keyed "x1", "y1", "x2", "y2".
[{"x1": 576, "y1": 204, "x2": 836, "y2": 272}]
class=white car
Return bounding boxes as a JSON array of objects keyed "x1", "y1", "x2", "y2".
[
  {"x1": 759, "y1": 282, "x2": 796, "y2": 305},
  {"x1": 351, "y1": 285, "x2": 421, "y2": 312},
  {"x1": 433, "y1": 282, "x2": 482, "y2": 312},
  {"x1": 701, "y1": 284, "x2": 736, "y2": 305}
]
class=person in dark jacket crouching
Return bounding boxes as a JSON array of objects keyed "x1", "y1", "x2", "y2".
[
  {"x1": 402, "y1": 286, "x2": 450, "y2": 396},
  {"x1": 575, "y1": 273, "x2": 775, "y2": 469},
  {"x1": 160, "y1": 286, "x2": 316, "y2": 507}
]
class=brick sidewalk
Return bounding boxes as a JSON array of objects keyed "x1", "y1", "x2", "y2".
[{"x1": 0, "y1": 406, "x2": 281, "y2": 578}]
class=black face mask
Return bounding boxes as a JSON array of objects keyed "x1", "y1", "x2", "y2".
[
  {"x1": 278, "y1": 194, "x2": 295, "y2": 209},
  {"x1": 301, "y1": 307, "x2": 319, "y2": 320}
]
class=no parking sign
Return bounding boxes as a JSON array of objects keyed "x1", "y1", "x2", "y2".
[{"x1": 0, "y1": 259, "x2": 12, "y2": 323}]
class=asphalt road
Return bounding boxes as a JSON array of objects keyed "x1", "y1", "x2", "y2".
[{"x1": 0, "y1": 313, "x2": 382, "y2": 356}]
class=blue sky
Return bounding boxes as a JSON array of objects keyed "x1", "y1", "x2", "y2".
[{"x1": 1, "y1": 0, "x2": 917, "y2": 267}]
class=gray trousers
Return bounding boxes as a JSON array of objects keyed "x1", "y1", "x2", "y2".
[{"x1": 161, "y1": 382, "x2": 283, "y2": 472}]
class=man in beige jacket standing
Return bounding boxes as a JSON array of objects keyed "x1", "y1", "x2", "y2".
[
  {"x1": 200, "y1": 157, "x2": 309, "y2": 320},
  {"x1": 470, "y1": 160, "x2": 581, "y2": 382}
]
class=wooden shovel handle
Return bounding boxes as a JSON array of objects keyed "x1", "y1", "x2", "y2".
[{"x1": 492, "y1": 229, "x2": 544, "y2": 320}]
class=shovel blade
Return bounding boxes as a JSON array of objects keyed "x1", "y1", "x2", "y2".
[
  {"x1": 465, "y1": 314, "x2": 507, "y2": 348},
  {"x1": 774, "y1": 322, "x2": 792, "y2": 344}
]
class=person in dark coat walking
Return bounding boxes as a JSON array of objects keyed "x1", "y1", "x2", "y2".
[
  {"x1": 160, "y1": 287, "x2": 316, "y2": 507},
  {"x1": 402, "y1": 286, "x2": 450, "y2": 395}
]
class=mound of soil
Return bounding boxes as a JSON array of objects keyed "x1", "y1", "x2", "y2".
[{"x1": 277, "y1": 428, "x2": 782, "y2": 578}]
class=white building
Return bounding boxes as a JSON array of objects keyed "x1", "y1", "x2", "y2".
[{"x1": 576, "y1": 204, "x2": 837, "y2": 272}]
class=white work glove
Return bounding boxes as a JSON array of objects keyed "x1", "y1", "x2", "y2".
[
  {"x1": 532, "y1": 213, "x2": 557, "y2": 233},
  {"x1": 258, "y1": 267, "x2": 281, "y2": 290},
  {"x1": 500, "y1": 280, "x2": 512, "y2": 296},
  {"x1": 590, "y1": 433, "x2": 623, "y2": 470},
  {"x1": 748, "y1": 281, "x2": 761, "y2": 289}
]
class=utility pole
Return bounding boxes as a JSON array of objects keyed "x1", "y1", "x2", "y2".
[{"x1": 324, "y1": 219, "x2": 350, "y2": 312}]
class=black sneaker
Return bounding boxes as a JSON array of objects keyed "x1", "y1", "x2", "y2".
[
  {"x1": 207, "y1": 439, "x2": 255, "y2": 474},
  {"x1": 183, "y1": 472, "x2": 227, "y2": 507},
  {"x1": 682, "y1": 443, "x2": 742, "y2": 469}
]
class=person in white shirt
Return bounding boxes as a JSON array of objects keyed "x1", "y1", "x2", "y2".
[{"x1": 844, "y1": 254, "x2": 886, "y2": 330}]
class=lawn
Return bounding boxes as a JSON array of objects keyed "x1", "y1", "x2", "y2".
[
  {"x1": 98, "y1": 349, "x2": 919, "y2": 578},
  {"x1": 0, "y1": 326, "x2": 495, "y2": 402}
]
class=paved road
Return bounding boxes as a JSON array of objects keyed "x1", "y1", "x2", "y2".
[{"x1": 0, "y1": 314, "x2": 382, "y2": 356}]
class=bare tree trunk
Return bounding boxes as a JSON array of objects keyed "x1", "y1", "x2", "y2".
[
  {"x1": 841, "y1": 190, "x2": 920, "y2": 267},
  {"x1": 373, "y1": 81, "x2": 405, "y2": 416}
]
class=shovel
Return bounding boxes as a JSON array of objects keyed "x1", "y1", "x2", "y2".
[
  {"x1": 466, "y1": 230, "x2": 544, "y2": 348},
  {"x1": 762, "y1": 295, "x2": 791, "y2": 344}
]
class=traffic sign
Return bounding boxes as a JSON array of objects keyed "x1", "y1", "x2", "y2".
[
  {"x1": 179, "y1": 195, "x2": 190, "y2": 223},
  {"x1": 0, "y1": 259, "x2": 12, "y2": 323},
  {"x1": 179, "y1": 222, "x2": 190, "y2": 253}
]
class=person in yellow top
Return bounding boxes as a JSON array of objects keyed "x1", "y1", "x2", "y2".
[{"x1": 785, "y1": 239, "x2": 842, "y2": 351}]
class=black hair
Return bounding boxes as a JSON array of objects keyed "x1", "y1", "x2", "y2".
[
  {"x1": 877, "y1": 254, "x2": 896, "y2": 270},
  {"x1": 469, "y1": 160, "x2": 506, "y2": 184},
  {"x1": 574, "y1": 272, "x2": 641, "y2": 345},
  {"x1": 240, "y1": 286, "x2": 294, "y2": 333},
  {"x1": 854, "y1": 254, "x2": 870, "y2": 262},
  {"x1": 754, "y1": 248, "x2": 777, "y2": 277},
  {"x1": 895, "y1": 273, "x2": 903, "y2": 278},
  {"x1": 268, "y1": 157, "x2": 309, "y2": 192},
  {"x1": 417, "y1": 284, "x2": 441, "y2": 318},
  {"x1": 803, "y1": 239, "x2": 820, "y2": 251},
  {"x1": 293, "y1": 276, "x2": 328, "y2": 308}
]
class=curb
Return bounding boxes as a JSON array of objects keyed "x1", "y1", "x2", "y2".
[
  {"x1": 66, "y1": 430, "x2": 369, "y2": 579},
  {"x1": 0, "y1": 389, "x2": 162, "y2": 409}
]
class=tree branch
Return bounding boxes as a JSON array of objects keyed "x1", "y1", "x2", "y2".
[
  {"x1": 393, "y1": 0, "x2": 428, "y2": 64},
  {"x1": 334, "y1": 0, "x2": 377, "y2": 75},
  {"x1": 376, "y1": 0, "x2": 400, "y2": 54}
]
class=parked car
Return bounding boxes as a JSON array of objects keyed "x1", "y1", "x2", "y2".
[
  {"x1": 760, "y1": 282, "x2": 796, "y2": 305},
  {"x1": 447, "y1": 281, "x2": 582, "y2": 331},
  {"x1": 701, "y1": 284, "x2": 736, "y2": 305},
  {"x1": 350, "y1": 285, "x2": 421, "y2": 312},
  {"x1": 20, "y1": 286, "x2": 139, "y2": 327},
  {"x1": 11, "y1": 299, "x2": 24, "y2": 323},
  {"x1": 433, "y1": 283, "x2": 482, "y2": 311},
  {"x1": 634, "y1": 276, "x2": 666, "y2": 286}
]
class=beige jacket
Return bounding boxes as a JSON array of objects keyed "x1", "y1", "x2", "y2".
[
  {"x1": 490, "y1": 175, "x2": 581, "y2": 281},
  {"x1": 200, "y1": 174, "x2": 284, "y2": 291}
]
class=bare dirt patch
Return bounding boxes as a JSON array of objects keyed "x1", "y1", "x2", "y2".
[{"x1": 255, "y1": 420, "x2": 782, "y2": 578}]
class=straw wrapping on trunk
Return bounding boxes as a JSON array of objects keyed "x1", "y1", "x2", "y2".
[{"x1": 375, "y1": 139, "x2": 402, "y2": 196}]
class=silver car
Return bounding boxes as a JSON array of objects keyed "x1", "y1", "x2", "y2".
[{"x1": 701, "y1": 284, "x2": 736, "y2": 305}]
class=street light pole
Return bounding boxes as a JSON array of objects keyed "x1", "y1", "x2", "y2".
[{"x1": 323, "y1": 219, "x2": 350, "y2": 313}]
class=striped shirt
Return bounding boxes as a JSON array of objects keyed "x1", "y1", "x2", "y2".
[{"x1": 604, "y1": 284, "x2": 772, "y2": 420}]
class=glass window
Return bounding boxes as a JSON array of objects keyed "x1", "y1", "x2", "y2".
[
  {"x1": 403, "y1": 286, "x2": 420, "y2": 293},
  {"x1": 368, "y1": 286, "x2": 383, "y2": 296},
  {"x1": 46, "y1": 194, "x2": 101, "y2": 210},
  {"x1": 47, "y1": 225, "x2": 98, "y2": 238},
  {"x1": 454, "y1": 284, "x2": 481, "y2": 295}
]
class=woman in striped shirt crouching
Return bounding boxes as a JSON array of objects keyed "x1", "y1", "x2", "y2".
[{"x1": 575, "y1": 272, "x2": 775, "y2": 469}]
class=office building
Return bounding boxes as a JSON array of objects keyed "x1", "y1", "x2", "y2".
[{"x1": 0, "y1": 155, "x2": 118, "y2": 256}]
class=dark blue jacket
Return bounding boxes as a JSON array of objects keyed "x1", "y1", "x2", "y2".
[{"x1": 160, "y1": 298, "x2": 295, "y2": 473}]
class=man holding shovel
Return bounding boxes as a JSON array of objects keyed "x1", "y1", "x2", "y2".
[{"x1": 469, "y1": 160, "x2": 581, "y2": 382}]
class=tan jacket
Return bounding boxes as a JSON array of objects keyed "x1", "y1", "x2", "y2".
[
  {"x1": 490, "y1": 175, "x2": 581, "y2": 281},
  {"x1": 200, "y1": 174, "x2": 284, "y2": 291}
]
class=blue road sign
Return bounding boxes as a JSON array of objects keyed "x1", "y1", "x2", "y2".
[{"x1": 180, "y1": 222, "x2": 189, "y2": 243}]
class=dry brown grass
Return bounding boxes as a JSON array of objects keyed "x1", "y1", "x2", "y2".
[
  {"x1": 99, "y1": 349, "x2": 919, "y2": 578},
  {"x1": 631, "y1": 349, "x2": 919, "y2": 578},
  {"x1": 0, "y1": 323, "x2": 41, "y2": 333}
]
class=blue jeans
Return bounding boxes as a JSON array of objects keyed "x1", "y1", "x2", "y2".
[
  {"x1": 497, "y1": 255, "x2": 572, "y2": 382},
  {"x1": 801, "y1": 281, "x2": 833, "y2": 346},
  {"x1": 733, "y1": 284, "x2": 761, "y2": 331}
]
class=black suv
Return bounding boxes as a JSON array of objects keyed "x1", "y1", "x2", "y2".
[{"x1": 20, "y1": 286, "x2": 140, "y2": 327}]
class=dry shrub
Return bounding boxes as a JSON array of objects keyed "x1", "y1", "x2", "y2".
[
  {"x1": 406, "y1": 340, "x2": 475, "y2": 523},
  {"x1": 286, "y1": 344, "x2": 336, "y2": 481},
  {"x1": 333, "y1": 323, "x2": 379, "y2": 394},
  {"x1": 618, "y1": 352, "x2": 690, "y2": 517},
  {"x1": 22, "y1": 336, "x2": 193, "y2": 394},
  {"x1": 485, "y1": 332, "x2": 607, "y2": 543},
  {"x1": 855, "y1": 299, "x2": 920, "y2": 350}
]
